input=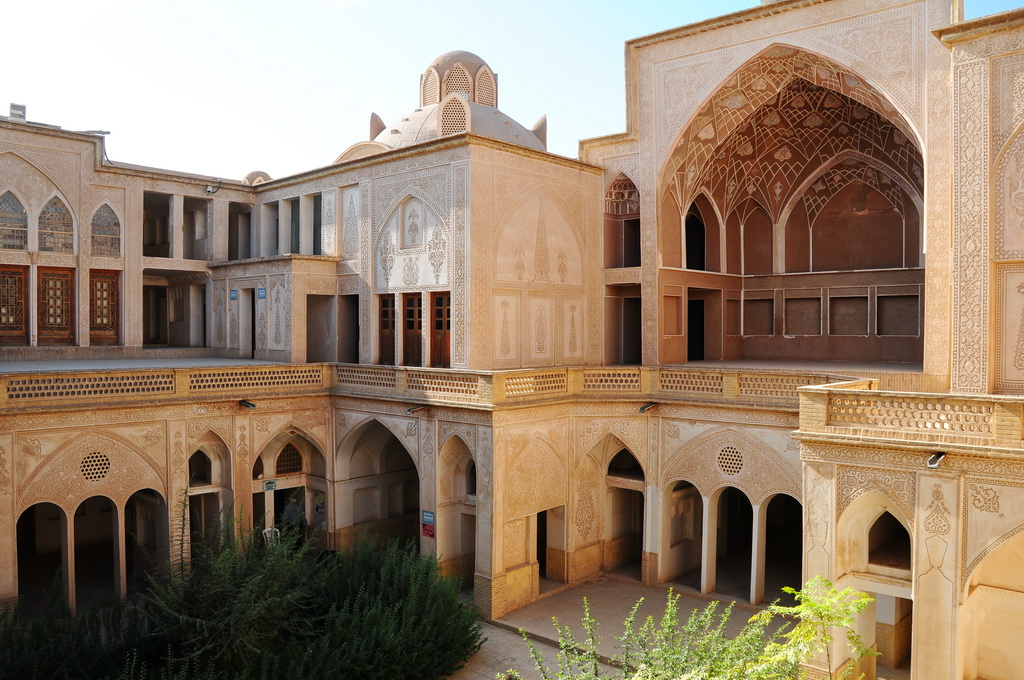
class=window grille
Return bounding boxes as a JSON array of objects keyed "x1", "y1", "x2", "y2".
[
  {"x1": 421, "y1": 69, "x2": 440, "y2": 106},
  {"x1": 440, "y1": 99, "x2": 468, "y2": 136},
  {"x1": 0, "y1": 267, "x2": 26, "y2": 331},
  {"x1": 276, "y1": 443, "x2": 302, "y2": 475},
  {"x1": 90, "y1": 271, "x2": 118, "y2": 332},
  {"x1": 39, "y1": 197, "x2": 74, "y2": 253},
  {"x1": 91, "y1": 204, "x2": 121, "y2": 256},
  {"x1": 477, "y1": 68, "x2": 496, "y2": 106},
  {"x1": 443, "y1": 64, "x2": 471, "y2": 99},
  {"x1": 0, "y1": 192, "x2": 27, "y2": 251},
  {"x1": 39, "y1": 269, "x2": 72, "y2": 333}
]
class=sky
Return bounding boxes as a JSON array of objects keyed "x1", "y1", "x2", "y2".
[{"x1": 3, "y1": 0, "x2": 1020, "y2": 180}]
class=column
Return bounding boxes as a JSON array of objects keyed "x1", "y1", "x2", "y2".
[
  {"x1": 66, "y1": 514, "x2": 77, "y2": 613},
  {"x1": 277, "y1": 200, "x2": 292, "y2": 255},
  {"x1": 170, "y1": 194, "x2": 184, "y2": 260},
  {"x1": 700, "y1": 493, "x2": 718, "y2": 594},
  {"x1": 115, "y1": 504, "x2": 127, "y2": 597},
  {"x1": 643, "y1": 482, "x2": 662, "y2": 585},
  {"x1": 750, "y1": 501, "x2": 767, "y2": 605}
]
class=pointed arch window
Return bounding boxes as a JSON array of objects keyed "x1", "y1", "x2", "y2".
[
  {"x1": 476, "y1": 67, "x2": 496, "y2": 107},
  {"x1": 439, "y1": 98, "x2": 468, "y2": 137},
  {"x1": 442, "y1": 63, "x2": 471, "y2": 100},
  {"x1": 421, "y1": 68, "x2": 440, "y2": 106},
  {"x1": 276, "y1": 443, "x2": 303, "y2": 475},
  {"x1": 0, "y1": 192, "x2": 28, "y2": 251},
  {"x1": 39, "y1": 196, "x2": 74, "y2": 253},
  {"x1": 91, "y1": 204, "x2": 121, "y2": 257}
]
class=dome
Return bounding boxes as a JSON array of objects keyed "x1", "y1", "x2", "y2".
[
  {"x1": 421, "y1": 50, "x2": 498, "y2": 108},
  {"x1": 370, "y1": 100, "x2": 545, "y2": 152},
  {"x1": 428, "y1": 50, "x2": 489, "y2": 78},
  {"x1": 334, "y1": 50, "x2": 546, "y2": 164}
]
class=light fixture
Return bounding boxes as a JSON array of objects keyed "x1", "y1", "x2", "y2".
[
  {"x1": 639, "y1": 402, "x2": 658, "y2": 413},
  {"x1": 206, "y1": 178, "x2": 222, "y2": 194},
  {"x1": 406, "y1": 405, "x2": 428, "y2": 415},
  {"x1": 239, "y1": 400, "x2": 257, "y2": 410},
  {"x1": 926, "y1": 452, "x2": 946, "y2": 469}
]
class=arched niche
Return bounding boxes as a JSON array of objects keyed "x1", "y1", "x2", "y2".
[
  {"x1": 251, "y1": 429, "x2": 329, "y2": 537},
  {"x1": 835, "y1": 489, "x2": 913, "y2": 580},
  {"x1": 334, "y1": 418, "x2": 420, "y2": 552}
]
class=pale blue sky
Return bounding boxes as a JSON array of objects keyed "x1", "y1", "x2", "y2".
[{"x1": 3, "y1": 0, "x2": 1019, "y2": 179}]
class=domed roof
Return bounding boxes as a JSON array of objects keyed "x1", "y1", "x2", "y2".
[
  {"x1": 334, "y1": 51, "x2": 547, "y2": 164},
  {"x1": 428, "y1": 50, "x2": 490, "y2": 78},
  {"x1": 369, "y1": 101, "x2": 545, "y2": 152}
]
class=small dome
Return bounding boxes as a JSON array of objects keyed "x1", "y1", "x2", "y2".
[
  {"x1": 421, "y1": 50, "x2": 498, "y2": 108},
  {"x1": 429, "y1": 50, "x2": 489, "y2": 77}
]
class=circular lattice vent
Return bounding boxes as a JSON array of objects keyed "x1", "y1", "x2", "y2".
[
  {"x1": 717, "y1": 446, "x2": 743, "y2": 476},
  {"x1": 81, "y1": 452, "x2": 110, "y2": 481}
]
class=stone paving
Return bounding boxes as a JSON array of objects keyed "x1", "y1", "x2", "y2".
[{"x1": 449, "y1": 576, "x2": 770, "y2": 679}]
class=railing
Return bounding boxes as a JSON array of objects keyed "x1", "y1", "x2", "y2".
[
  {"x1": 799, "y1": 379, "x2": 1022, "y2": 447},
  {"x1": 331, "y1": 364, "x2": 849, "y2": 409},
  {"x1": 0, "y1": 361, "x2": 892, "y2": 414},
  {"x1": 0, "y1": 364, "x2": 331, "y2": 408}
]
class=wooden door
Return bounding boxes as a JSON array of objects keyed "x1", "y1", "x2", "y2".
[
  {"x1": 89, "y1": 270, "x2": 119, "y2": 346},
  {"x1": 379, "y1": 295, "x2": 395, "y2": 365},
  {"x1": 38, "y1": 267, "x2": 74, "y2": 346},
  {"x1": 403, "y1": 294, "x2": 422, "y2": 367},
  {"x1": 0, "y1": 265, "x2": 28, "y2": 346},
  {"x1": 430, "y1": 292, "x2": 450, "y2": 368}
]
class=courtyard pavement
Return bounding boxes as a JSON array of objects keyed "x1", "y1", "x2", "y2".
[
  {"x1": 450, "y1": 576, "x2": 910, "y2": 680},
  {"x1": 450, "y1": 576, "x2": 767, "y2": 680}
]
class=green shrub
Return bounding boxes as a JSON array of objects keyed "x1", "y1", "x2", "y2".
[
  {"x1": 506, "y1": 575, "x2": 873, "y2": 680},
  {"x1": 2, "y1": 523, "x2": 482, "y2": 680}
]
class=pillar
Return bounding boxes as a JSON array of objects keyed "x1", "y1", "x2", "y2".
[
  {"x1": 750, "y1": 500, "x2": 767, "y2": 605},
  {"x1": 643, "y1": 482, "x2": 662, "y2": 585},
  {"x1": 115, "y1": 503, "x2": 127, "y2": 597},
  {"x1": 701, "y1": 492, "x2": 718, "y2": 594}
]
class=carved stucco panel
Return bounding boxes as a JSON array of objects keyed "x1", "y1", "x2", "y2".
[
  {"x1": 504, "y1": 438, "x2": 566, "y2": 520},
  {"x1": 951, "y1": 58, "x2": 989, "y2": 393},
  {"x1": 661, "y1": 427, "x2": 800, "y2": 504},
  {"x1": 962, "y1": 479, "x2": 1024, "y2": 591},
  {"x1": 837, "y1": 465, "x2": 916, "y2": 523},
  {"x1": 17, "y1": 431, "x2": 163, "y2": 513}
]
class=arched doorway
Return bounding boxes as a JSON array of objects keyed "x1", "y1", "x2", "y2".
[
  {"x1": 187, "y1": 433, "x2": 232, "y2": 544},
  {"x1": 962, "y1": 529, "x2": 1024, "y2": 680},
  {"x1": 605, "y1": 449, "x2": 645, "y2": 580},
  {"x1": 438, "y1": 435, "x2": 476, "y2": 589},
  {"x1": 762, "y1": 493, "x2": 802, "y2": 604},
  {"x1": 662, "y1": 480, "x2": 703, "y2": 589},
  {"x1": 252, "y1": 432, "x2": 329, "y2": 546},
  {"x1": 709, "y1": 486, "x2": 752, "y2": 600},
  {"x1": 836, "y1": 492, "x2": 914, "y2": 679},
  {"x1": 336, "y1": 420, "x2": 420, "y2": 552},
  {"x1": 73, "y1": 496, "x2": 118, "y2": 608},
  {"x1": 16, "y1": 502, "x2": 67, "y2": 613},
  {"x1": 125, "y1": 489, "x2": 168, "y2": 594}
]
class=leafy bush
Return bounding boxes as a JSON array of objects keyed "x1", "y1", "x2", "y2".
[
  {"x1": 1, "y1": 523, "x2": 482, "y2": 680},
  {"x1": 506, "y1": 575, "x2": 873, "y2": 680}
]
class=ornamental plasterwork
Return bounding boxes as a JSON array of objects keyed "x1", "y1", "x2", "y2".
[
  {"x1": 505, "y1": 438, "x2": 566, "y2": 519},
  {"x1": 994, "y1": 126, "x2": 1024, "y2": 261},
  {"x1": 995, "y1": 265, "x2": 1024, "y2": 391},
  {"x1": 577, "y1": 418, "x2": 646, "y2": 462},
  {"x1": 17, "y1": 431, "x2": 163, "y2": 514},
  {"x1": 187, "y1": 417, "x2": 232, "y2": 446},
  {"x1": 836, "y1": 465, "x2": 915, "y2": 522},
  {"x1": 438, "y1": 420, "x2": 478, "y2": 455},
  {"x1": 661, "y1": 427, "x2": 800, "y2": 503},
  {"x1": 951, "y1": 59, "x2": 989, "y2": 393}
]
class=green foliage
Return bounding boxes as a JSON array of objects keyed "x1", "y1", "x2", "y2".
[
  {"x1": 504, "y1": 576, "x2": 872, "y2": 680},
  {"x1": 2, "y1": 521, "x2": 482, "y2": 680}
]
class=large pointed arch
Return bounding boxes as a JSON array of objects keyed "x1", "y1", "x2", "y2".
[{"x1": 658, "y1": 43, "x2": 921, "y2": 207}]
